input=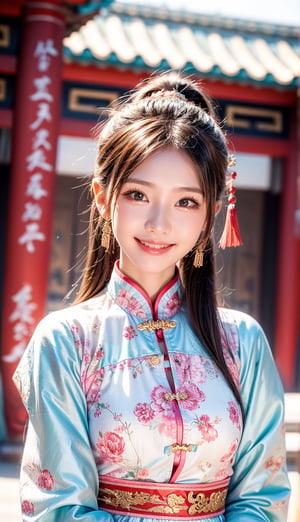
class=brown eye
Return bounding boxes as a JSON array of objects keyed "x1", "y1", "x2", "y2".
[
  {"x1": 179, "y1": 199, "x2": 189, "y2": 207},
  {"x1": 177, "y1": 198, "x2": 199, "y2": 208},
  {"x1": 122, "y1": 190, "x2": 146, "y2": 201},
  {"x1": 131, "y1": 191, "x2": 145, "y2": 201}
]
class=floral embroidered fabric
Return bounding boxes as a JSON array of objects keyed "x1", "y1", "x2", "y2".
[{"x1": 13, "y1": 263, "x2": 290, "y2": 521}]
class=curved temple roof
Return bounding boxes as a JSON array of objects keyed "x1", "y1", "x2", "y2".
[{"x1": 64, "y1": 2, "x2": 300, "y2": 88}]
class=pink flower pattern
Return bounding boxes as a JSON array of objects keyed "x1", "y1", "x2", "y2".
[
  {"x1": 227, "y1": 401, "x2": 241, "y2": 431},
  {"x1": 123, "y1": 325, "x2": 137, "y2": 340},
  {"x1": 22, "y1": 500, "x2": 34, "y2": 516},
  {"x1": 133, "y1": 382, "x2": 206, "y2": 434},
  {"x1": 134, "y1": 402, "x2": 155, "y2": 425},
  {"x1": 220, "y1": 438, "x2": 239, "y2": 463},
  {"x1": 97, "y1": 431, "x2": 126, "y2": 463},
  {"x1": 223, "y1": 350, "x2": 240, "y2": 389},
  {"x1": 37, "y1": 469, "x2": 54, "y2": 491},
  {"x1": 135, "y1": 468, "x2": 149, "y2": 480},
  {"x1": 214, "y1": 465, "x2": 230, "y2": 481},
  {"x1": 197, "y1": 414, "x2": 219, "y2": 443},
  {"x1": 164, "y1": 292, "x2": 182, "y2": 317},
  {"x1": 198, "y1": 461, "x2": 212, "y2": 473},
  {"x1": 173, "y1": 353, "x2": 207, "y2": 386},
  {"x1": 151, "y1": 385, "x2": 175, "y2": 420},
  {"x1": 116, "y1": 289, "x2": 147, "y2": 318},
  {"x1": 272, "y1": 500, "x2": 288, "y2": 512},
  {"x1": 179, "y1": 383, "x2": 205, "y2": 410},
  {"x1": 157, "y1": 419, "x2": 177, "y2": 438},
  {"x1": 264, "y1": 454, "x2": 285, "y2": 485},
  {"x1": 220, "y1": 324, "x2": 241, "y2": 388},
  {"x1": 215, "y1": 438, "x2": 240, "y2": 480}
]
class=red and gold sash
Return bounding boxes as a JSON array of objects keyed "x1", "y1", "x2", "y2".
[{"x1": 98, "y1": 476, "x2": 229, "y2": 519}]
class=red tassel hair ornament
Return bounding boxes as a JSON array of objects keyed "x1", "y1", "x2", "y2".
[{"x1": 219, "y1": 159, "x2": 243, "y2": 249}]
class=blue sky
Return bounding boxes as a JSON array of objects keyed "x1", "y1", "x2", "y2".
[{"x1": 119, "y1": 0, "x2": 300, "y2": 26}]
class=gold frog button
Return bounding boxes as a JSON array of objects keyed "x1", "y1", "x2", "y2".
[{"x1": 150, "y1": 355, "x2": 160, "y2": 366}]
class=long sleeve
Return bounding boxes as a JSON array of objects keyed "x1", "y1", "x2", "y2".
[
  {"x1": 225, "y1": 312, "x2": 290, "y2": 521},
  {"x1": 13, "y1": 313, "x2": 113, "y2": 521}
]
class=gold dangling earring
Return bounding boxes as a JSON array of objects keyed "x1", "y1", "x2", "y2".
[
  {"x1": 193, "y1": 241, "x2": 204, "y2": 268},
  {"x1": 101, "y1": 219, "x2": 111, "y2": 251}
]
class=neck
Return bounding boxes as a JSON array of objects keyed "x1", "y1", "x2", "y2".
[
  {"x1": 146, "y1": 274, "x2": 176, "y2": 304},
  {"x1": 117, "y1": 262, "x2": 177, "y2": 305}
]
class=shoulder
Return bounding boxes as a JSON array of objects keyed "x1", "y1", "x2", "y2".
[
  {"x1": 219, "y1": 307, "x2": 266, "y2": 344},
  {"x1": 14, "y1": 291, "x2": 110, "y2": 408},
  {"x1": 30, "y1": 291, "x2": 108, "y2": 347},
  {"x1": 40, "y1": 291, "x2": 107, "y2": 327},
  {"x1": 219, "y1": 307, "x2": 273, "y2": 377},
  {"x1": 218, "y1": 307, "x2": 270, "y2": 362}
]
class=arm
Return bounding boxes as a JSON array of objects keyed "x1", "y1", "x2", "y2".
[
  {"x1": 13, "y1": 313, "x2": 113, "y2": 521},
  {"x1": 225, "y1": 312, "x2": 291, "y2": 521}
]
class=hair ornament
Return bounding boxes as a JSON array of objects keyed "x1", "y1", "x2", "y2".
[
  {"x1": 193, "y1": 241, "x2": 205, "y2": 268},
  {"x1": 151, "y1": 89, "x2": 187, "y2": 102},
  {"x1": 219, "y1": 156, "x2": 243, "y2": 249}
]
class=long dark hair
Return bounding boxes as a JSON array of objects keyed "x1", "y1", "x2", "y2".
[{"x1": 74, "y1": 72, "x2": 244, "y2": 421}]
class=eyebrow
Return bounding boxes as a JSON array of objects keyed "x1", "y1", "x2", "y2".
[{"x1": 125, "y1": 178, "x2": 203, "y2": 194}]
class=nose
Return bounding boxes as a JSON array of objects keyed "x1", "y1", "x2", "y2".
[{"x1": 145, "y1": 205, "x2": 171, "y2": 234}]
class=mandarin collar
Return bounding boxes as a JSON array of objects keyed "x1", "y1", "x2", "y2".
[{"x1": 107, "y1": 262, "x2": 184, "y2": 320}]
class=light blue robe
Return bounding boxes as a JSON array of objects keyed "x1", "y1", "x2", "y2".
[{"x1": 13, "y1": 263, "x2": 290, "y2": 521}]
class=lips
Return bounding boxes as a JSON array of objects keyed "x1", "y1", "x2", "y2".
[
  {"x1": 135, "y1": 238, "x2": 174, "y2": 254},
  {"x1": 139, "y1": 240, "x2": 170, "y2": 249}
]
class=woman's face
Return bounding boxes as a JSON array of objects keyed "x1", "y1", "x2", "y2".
[{"x1": 110, "y1": 145, "x2": 208, "y2": 300}]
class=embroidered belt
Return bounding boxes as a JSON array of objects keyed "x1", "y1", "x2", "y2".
[{"x1": 98, "y1": 476, "x2": 230, "y2": 520}]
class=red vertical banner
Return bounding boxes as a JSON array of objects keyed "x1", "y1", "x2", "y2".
[
  {"x1": 1, "y1": 1, "x2": 65, "y2": 439},
  {"x1": 274, "y1": 113, "x2": 300, "y2": 389}
]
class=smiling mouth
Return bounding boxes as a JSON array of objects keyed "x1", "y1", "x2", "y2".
[{"x1": 137, "y1": 239, "x2": 172, "y2": 249}]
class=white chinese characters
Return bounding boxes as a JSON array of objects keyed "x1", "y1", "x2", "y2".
[
  {"x1": 4, "y1": 284, "x2": 37, "y2": 363},
  {"x1": 18, "y1": 38, "x2": 58, "y2": 254}
]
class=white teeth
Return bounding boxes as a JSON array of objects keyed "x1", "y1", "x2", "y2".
[{"x1": 140, "y1": 240, "x2": 169, "y2": 249}]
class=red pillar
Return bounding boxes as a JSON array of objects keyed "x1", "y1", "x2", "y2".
[
  {"x1": 1, "y1": 0, "x2": 65, "y2": 439},
  {"x1": 274, "y1": 112, "x2": 300, "y2": 389}
]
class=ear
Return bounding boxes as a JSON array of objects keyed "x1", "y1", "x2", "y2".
[
  {"x1": 92, "y1": 179, "x2": 110, "y2": 219},
  {"x1": 215, "y1": 200, "x2": 222, "y2": 216}
]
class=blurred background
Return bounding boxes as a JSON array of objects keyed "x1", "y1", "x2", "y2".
[{"x1": 0, "y1": 0, "x2": 299, "y2": 519}]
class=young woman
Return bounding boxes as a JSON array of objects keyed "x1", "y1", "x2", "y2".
[{"x1": 14, "y1": 72, "x2": 290, "y2": 521}]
